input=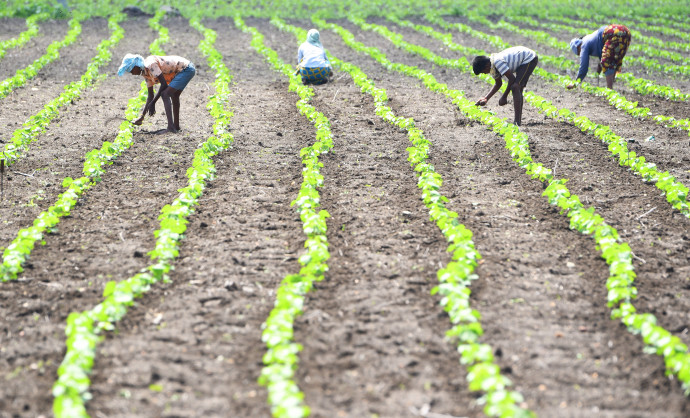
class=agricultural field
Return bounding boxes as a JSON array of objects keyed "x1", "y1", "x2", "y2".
[{"x1": 1, "y1": 1, "x2": 690, "y2": 417}]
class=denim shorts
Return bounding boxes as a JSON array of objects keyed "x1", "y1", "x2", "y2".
[{"x1": 169, "y1": 62, "x2": 196, "y2": 91}]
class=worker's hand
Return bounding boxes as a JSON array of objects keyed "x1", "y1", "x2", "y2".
[
  {"x1": 133, "y1": 117, "x2": 143, "y2": 126},
  {"x1": 475, "y1": 97, "x2": 488, "y2": 106},
  {"x1": 148, "y1": 104, "x2": 156, "y2": 117},
  {"x1": 566, "y1": 83, "x2": 577, "y2": 90},
  {"x1": 498, "y1": 96, "x2": 508, "y2": 106}
]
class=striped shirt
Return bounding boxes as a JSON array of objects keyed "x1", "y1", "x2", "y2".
[{"x1": 490, "y1": 46, "x2": 537, "y2": 79}]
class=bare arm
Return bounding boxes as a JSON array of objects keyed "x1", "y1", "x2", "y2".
[{"x1": 476, "y1": 77, "x2": 502, "y2": 106}]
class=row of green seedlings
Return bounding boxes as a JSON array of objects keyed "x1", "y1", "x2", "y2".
[
  {"x1": 0, "y1": 13, "x2": 84, "y2": 100},
  {"x1": 505, "y1": 15, "x2": 690, "y2": 65},
  {"x1": 301, "y1": 16, "x2": 535, "y2": 417},
  {"x1": 320, "y1": 17, "x2": 690, "y2": 396},
  {"x1": 354, "y1": 18, "x2": 690, "y2": 219},
  {"x1": 2, "y1": 13, "x2": 126, "y2": 169},
  {"x1": 504, "y1": 15, "x2": 690, "y2": 77},
  {"x1": 546, "y1": 15, "x2": 690, "y2": 52},
  {"x1": 460, "y1": 13, "x2": 690, "y2": 102},
  {"x1": 0, "y1": 12, "x2": 48, "y2": 60},
  {"x1": 421, "y1": 15, "x2": 690, "y2": 135},
  {"x1": 621, "y1": 13, "x2": 690, "y2": 32},
  {"x1": 52, "y1": 16, "x2": 234, "y2": 417},
  {"x1": 0, "y1": 10, "x2": 167, "y2": 282},
  {"x1": 234, "y1": 16, "x2": 333, "y2": 418}
]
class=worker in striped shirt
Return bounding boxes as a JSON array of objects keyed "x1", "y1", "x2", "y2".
[{"x1": 472, "y1": 46, "x2": 539, "y2": 127}]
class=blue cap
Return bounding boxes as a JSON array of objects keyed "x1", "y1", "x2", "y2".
[
  {"x1": 117, "y1": 53, "x2": 145, "y2": 76},
  {"x1": 569, "y1": 38, "x2": 583, "y2": 55}
]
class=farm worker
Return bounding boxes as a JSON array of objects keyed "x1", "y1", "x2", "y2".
[
  {"x1": 472, "y1": 46, "x2": 539, "y2": 127},
  {"x1": 117, "y1": 53, "x2": 196, "y2": 133},
  {"x1": 567, "y1": 24, "x2": 631, "y2": 90},
  {"x1": 296, "y1": 29, "x2": 333, "y2": 85}
]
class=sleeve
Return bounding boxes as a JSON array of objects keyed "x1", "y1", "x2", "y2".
[
  {"x1": 493, "y1": 59, "x2": 509, "y2": 76},
  {"x1": 148, "y1": 61, "x2": 162, "y2": 78},
  {"x1": 576, "y1": 44, "x2": 590, "y2": 81},
  {"x1": 297, "y1": 45, "x2": 304, "y2": 65}
]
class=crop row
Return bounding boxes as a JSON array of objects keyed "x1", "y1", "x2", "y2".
[
  {"x1": 0, "y1": 13, "x2": 83, "y2": 100},
  {"x1": 422, "y1": 14, "x2": 690, "y2": 129},
  {"x1": 0, "y1": 12, "x2": 48, "y2": 60},
  {"x1": 233, "y1": 16, "x2": 333, "y2": 418},
  {"x1": 317, "y1": 16, "x2": 690, "y2": 396},
  {"x1": 372, "y1": 17, "x2": 690, "y2": 219},
  {"x1": 52, "y1": 15, "x2": 234, "y2": 417},
  {"x1": 462, "y1": 13, "x2": 690, "y2": 101}
]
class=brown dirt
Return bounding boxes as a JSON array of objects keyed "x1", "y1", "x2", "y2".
[{"x1": 1, "y1": 14, "x2": 690, "y2": 418}]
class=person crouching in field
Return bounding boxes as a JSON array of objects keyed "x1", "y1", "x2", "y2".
[
  {"x1": 472, "y1": 46, "x2": 539, "y2": 127},
  {"x1": 117, "y1": 53, "x2": 196, "y2": 133},
  {"x1": 567, "y1": 24, "x2": 631, "y2": 90},
  {"x1": 297, "y1": 29, "x2": 333, "y2": 85}
]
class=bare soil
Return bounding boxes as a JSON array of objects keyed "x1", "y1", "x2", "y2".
[{"x1": 1, "y1": 14, "x2": 689, "y2": 418}]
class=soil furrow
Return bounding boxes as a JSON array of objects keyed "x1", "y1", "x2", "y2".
[
  {"x1": 322, "y1": 18, "x2": 690, "y2": 417},
  {"x1": 0, "y1": 17, "x2": 31, "y2": 43},
  {"x1": 0, "y1": 15, "x2": 212, "y2": 417}
]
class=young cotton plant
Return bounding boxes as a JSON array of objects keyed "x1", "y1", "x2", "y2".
[
  {"x1": 53, "y1": 15, "x2": 234, "y2": 417},
  {"x1": 311, "y1": 17, "x2": 534, "y2": 418},
  {"x1": 328, "y1": 17, "x2": 690, "y2": 396}
]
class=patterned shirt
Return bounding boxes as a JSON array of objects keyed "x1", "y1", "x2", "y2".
[
  {"x1": 142, "y1": 55, "x2": 191, "y2": 87},
  {"x1": 490, "y1": 46, "x2": 536, "y2": 79}
]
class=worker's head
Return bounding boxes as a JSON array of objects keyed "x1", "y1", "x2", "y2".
[
  {"x1": 569, "y1": 38, "x2": 583, "y2": 56},
  {"x1": 117, "y1": 54, "x2": 145, "y2": 77},
  {"x1": 471, "y1": 56, "x2": 491, "y2": 75},
  {"x1": 306, "y1": 29, "x2": 323, "y2": 48}
]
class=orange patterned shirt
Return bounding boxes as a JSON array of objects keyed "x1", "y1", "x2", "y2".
[{"x1": 142, "y1": 55, "x2": 191, "y2": 87}]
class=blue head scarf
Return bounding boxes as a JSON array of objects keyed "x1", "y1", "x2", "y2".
[
  {"x1": 569, "y1": 38, "x2": 583, "y2": 55},
  {"x1": 306, "y1": 29, "x2": 323, "y2": 49},
  {"x1": 117, "y1": 53, "x2": 145, "y2": 76}
]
